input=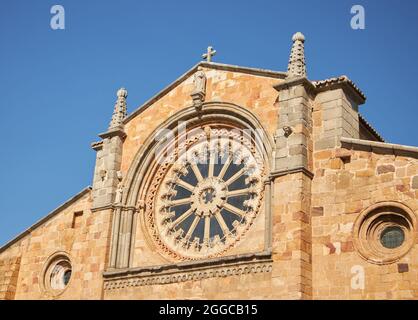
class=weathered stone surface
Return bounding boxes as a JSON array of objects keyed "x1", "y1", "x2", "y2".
[
  {"x1": 412, "y1": 176, "x2": 418, "y2": 189},
  {"x1": 312, "y1": 207, "x2": 324, "y2": 217},
  {"x1": 377, "y1": 164, "x2": 395, "y2": 175},
  {"x1": 1, "y1": 48, "x2": 417, "y2": 300},
  {"x1": 398, "y1": 264, "x2": 409, "y2": 273}
]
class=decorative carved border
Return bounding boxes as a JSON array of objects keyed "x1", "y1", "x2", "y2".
[
  {"x1": 103, "y1": 251, "x2": 272, "y2": 290},
  {"x1": 144, "y1": 125, "x2": 266, "y2": 261},
  {"x1": 119, "y1": 102, "x2": 275, "y2": 271}
]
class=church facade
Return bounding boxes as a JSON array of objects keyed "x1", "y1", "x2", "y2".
[{"x1": 1, "y1": 33, "x2": 417, "y2": 300}]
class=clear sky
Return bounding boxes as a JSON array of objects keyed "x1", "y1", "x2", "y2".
[{"x1": 1, "y1": 0, "x2": 417, "y2": 246}]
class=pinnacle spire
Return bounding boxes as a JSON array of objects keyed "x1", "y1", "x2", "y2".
[
  {"x1": 108, "y1": 88, "x2": 128, "y2": 130},
  {"x1": 287, "y1": 32, "x2": 307, "y2": 78}
]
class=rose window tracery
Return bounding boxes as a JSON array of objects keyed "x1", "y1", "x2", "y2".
[{"x1": 149, "y1": 126, "x2": 265, "y2": 260}]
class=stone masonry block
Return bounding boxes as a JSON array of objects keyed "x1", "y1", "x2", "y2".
[
  {"x1": 315, "y1": 89, "x2": 345, "y2": 104},
  {"x1": 412, "y1": 176, "x2": 418, "y2": 189},
  {"x1": 322, "y1": 108, "x2": 343, "y2": 121},
  {"x1": 288, "y1": 133, "x2": 308, "y2": 147},
  {"x1": 314, "y1": 136, "x2": 339, "y2": 150}
]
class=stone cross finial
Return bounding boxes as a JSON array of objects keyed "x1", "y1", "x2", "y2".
[
  {"x1": 287, "y1": 32, "x2": 307, "y2": 78},
  {"x1": 108, "y1": 88, "x2": 128, "y2": 130},
  {"x1": 202, "y1": 46, "x2": 216, "y2": 62}
]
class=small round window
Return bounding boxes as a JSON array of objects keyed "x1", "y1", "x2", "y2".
[
  {"x1": 353, "y1": 203, "x2": 416, "y2": 265},
  {"x1": 63, "y1": 270, "x2": 72, "y2": 285},
  {"x1": 41, "y1": 252, "x2": 73, "y2": 296},
  {"x1": 380, "y1": 226, "x2": 405, "y2": 249},
  {"x1": 50, "y1": 260, "x2": 72, "y2": 290}
]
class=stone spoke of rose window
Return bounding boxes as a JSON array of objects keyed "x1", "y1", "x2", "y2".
[
  {"x1": 190, "y1": 162, "x2": 204, "y2": 182},
  {"x1": 204, "y1": 216, "x2": 211, "y2": 243},
  {"x1": 185, "y1": 215, "x2": 200, "y2": 241},
  {"x1": 217, "y1": 154, "x2": 233, "y2": 180},
  {"x1": 171, "y1": 207, "x2": 195, "y2": 228},
  {"x1": 175, "y1": 178, "x2": 195, "y2": 192},
  {"x1": 226, "y1": 188, "x2": 250, "y2": 197},
  {"x1": 223, "y1": 203, "x2": 246, "y2": 218},
  {"x1": 168, "y1": 197, "x2": 192, "y2": 207},
  {"x1": 208, "y1": 151, "x2": 216, "y2": 178},
  {"x1": 224, "y1": 167, "x2": 246, "y2": 186},
  {"x1": 215, "y1": 212, "x2": 230, "y2": 237}
]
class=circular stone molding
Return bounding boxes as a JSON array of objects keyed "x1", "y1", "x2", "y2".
[
  {"x1": 146, "y1": 125, "x2": 266, "y2": 260},
  {"x1": 353, "y1": 202, "x2": 417, "y2": 265},
  {"x1": 41, "y1": 251, "x2": 73, "y2": 297}
]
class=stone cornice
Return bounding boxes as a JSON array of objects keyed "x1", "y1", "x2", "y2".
[
  {"x1": 98, "y1": 127, "x2": 126, "y2": 140},
  {"x1": 90, "y1": 204, "x2": 138, "y2": 213},
  {"x1": 91, "y1": 140, "x2": 103, "y2": 151},
  {"x1": 90, "y1": 204, "x2": 114, "y2": 213},
  {"x1": 273, "y1": 76, "x2": 316, "y2": 96},
  {"x1": 103, "y1": 250, "x2": 272, "y2": 290},
  {"x1": 0, "y1": 187, "x2": 92, "y2": 253},
  {"x1": 313, "y1": 76, "x2": 366, "y2": 105},
  {"x1": 359, "y1": 113, "x2": 385, "y2": 142},
  {"x1": 199, "y1": 62, "x2": 287, "y2": 79},
  {"x1": 273, "y1": 75, "x2": 367, "y2": 106},
  {"x1": 270, "y1": 167, "x2": 315, "y2": 180},
  {"x1": 341, "y1": 137, "x2": 418, "y2": 158}
]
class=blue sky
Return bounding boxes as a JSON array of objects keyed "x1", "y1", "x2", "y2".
[{"x1": 1, "y1": 0, "x2": 417, "y2": 246}]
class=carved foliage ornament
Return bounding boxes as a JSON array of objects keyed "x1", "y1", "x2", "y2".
[{"x1": 145, "y1": 126, "x2": 265, "y2": 260}]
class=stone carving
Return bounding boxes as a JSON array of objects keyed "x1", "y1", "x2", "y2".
[
  {"x1": 287, "y1": 32, "x2": 307, "y2": 78},
  {"x1": 115, "y1": 185, "x2": 123, "y2": 204},
  {"x1": 114, "y1": 171, "x2": 124, "y2": 204},
  {"x1": 145, "y1": 126, "x2": 265, "y2": 261},
  {"x1": 99, "y1": 169, "x2": 107, "y2": 182},
  {"x1": 202, "y1": 46, "x2": 216, "y2": 62},
  {"x1": 283, "y1": 126, "x2": 293, "y2": 137},
  {"x1": 103, "y1": 260, "x2": 272, "y2": 290},
  {"x1": 191, "y1": 70, "x2": 206, "y2": 109},
  {"x1": 193, "y1": 70, "x2": 206, "y2": 94},
  {"x1": 137, "y1": 199, "x2": 145, "y2": 210},
  {"x1": 204, "y1": 125, "x2": 211, "y2": 140},
  {"x1": 108, "y1": 88, "x2": 128, "y2": 130}
]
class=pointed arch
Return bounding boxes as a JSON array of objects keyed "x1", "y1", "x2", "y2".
[
  {"x1": 122, "y1": 101, "x2": 274, "y2": 207},
  {"x1": 109, "y1": 101, "x2": 275, "y2": 267}
]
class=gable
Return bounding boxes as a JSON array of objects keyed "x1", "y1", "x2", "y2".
[{"x1": 120, "y1": 62, "x2": 286, "y2": 174}]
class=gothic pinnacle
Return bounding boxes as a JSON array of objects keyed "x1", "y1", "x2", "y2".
[
  {"x1": 108, "y1": 88, "x2": 128, "y2": 130},
  {"x1": 287, "y1": 32, "x2": 307, "y2": 78}
]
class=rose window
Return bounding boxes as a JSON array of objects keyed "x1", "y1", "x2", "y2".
[{"x1": 152, "y1": 128, "x2": 265, "y2": 260}]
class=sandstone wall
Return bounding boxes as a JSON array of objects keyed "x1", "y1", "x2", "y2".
[
  {"x1": 2, "y1": 64, "x2": 418, "y2": 300},
  {"x1": 311, "y1": 147, "x2": 418, "y2": 299},
  {"x1": 0, "y1": 190, "x2": 113, "y2": 300}
]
